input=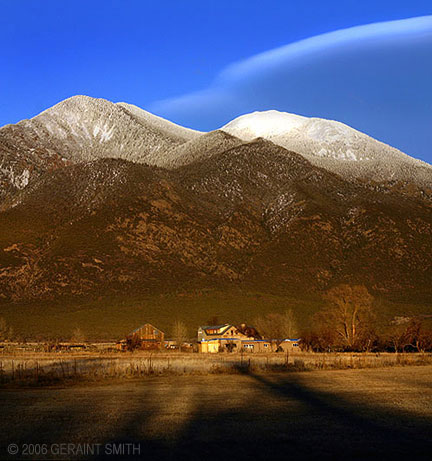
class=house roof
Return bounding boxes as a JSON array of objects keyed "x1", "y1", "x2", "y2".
[
  {"x1": 201, "y1": 338, "x2": 271, "y2": 343},
  {"x1": 200, "y1": 324, "x2": 233, "y2": 335},
  {"x1": 235, "y1": 324, "x2": 261, "y2": 340},
  {"x1": 200, "y1": 324, "x2": 231, "y2": 330},
  {"x1": 129, "y1": 323, "x2": 163, "y2": 335}
]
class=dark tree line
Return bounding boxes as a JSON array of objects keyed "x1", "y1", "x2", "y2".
[{"x1": 300, "y1": 285, "x2": 432, "y2": 352}]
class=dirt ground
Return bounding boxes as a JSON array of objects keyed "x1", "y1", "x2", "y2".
[{"x1": 0, "y1": 366, "x2": 431, "y2": 460}]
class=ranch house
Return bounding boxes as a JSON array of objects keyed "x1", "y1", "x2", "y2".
[{"x1": 198, "y1": 323, "x2": 271, "y2": 353}]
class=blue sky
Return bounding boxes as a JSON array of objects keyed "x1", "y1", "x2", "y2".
[{"x1": 1, "y1": 1, "x2": 431, "y2": 162}]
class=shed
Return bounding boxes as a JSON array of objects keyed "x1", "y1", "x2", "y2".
[{"x1": 126, "y1": 323, "x2": 165, "y2": 350}]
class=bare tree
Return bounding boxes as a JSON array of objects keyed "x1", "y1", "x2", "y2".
[
  {"x1": 383, "y1": 323, "x2": 409, "y2": 352},
  {"x1": 172, "y1": 321, "x2": 188, "y2": 352},
  {"x1": 71, "y1": 327, "x2": 85, "y2": 343},
  {"x1": 403, "y1": 319, "x2": 432, "y2": 353},
  {"x1": 320, "y1": 284, "x2": 375, "y2": 350},
  {"x1": 280, "y1": 309, "x2": 297, "y2": 339},
  {"x1": 254, "y1": 309, "x2": 298, "y2": 347},
  {"x1": 299, "y1": 325, "x2": 336, "y2": 352}
]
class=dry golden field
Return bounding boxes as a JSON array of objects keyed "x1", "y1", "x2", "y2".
[
  {"x1": 1, "y1": 351, "x2": 432, "y2": 384},
  {"x1": 0, "y1": 362, "x2": 431, "y2": 460}
]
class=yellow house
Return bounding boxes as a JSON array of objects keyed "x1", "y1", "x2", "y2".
[
  {"x1": 198, "y1": 323, "x2": 268, "y2": 353},
  {"x1": 200, "y1": 339, "x2": 220, "y2": 353}
]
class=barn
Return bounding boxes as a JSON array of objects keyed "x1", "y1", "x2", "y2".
[{"x1": 125, "y1": 323, "x2": 165, "y2": 350}]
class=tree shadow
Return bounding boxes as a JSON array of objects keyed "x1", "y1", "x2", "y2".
[
  {"x1": 236, "y1": 370, "x2": 432, "y2": 459},
  {"x1": 1, "y1": 368, "x2": 431, "y2": 461},
  {"x1": 89, "y1": 366, "x2": 432, "y2": 460}
]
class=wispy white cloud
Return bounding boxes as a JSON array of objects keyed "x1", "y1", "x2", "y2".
[
  {"x1": 149, "y1": 16, "x2": 432, "y2": 160},
  {"x1": 216, "y1": 15, "x2": 432, "y2": 83}
]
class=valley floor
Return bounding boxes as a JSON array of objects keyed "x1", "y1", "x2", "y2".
[{"x1": 0, "y1": 366, "x2": 431, "y2": 460}]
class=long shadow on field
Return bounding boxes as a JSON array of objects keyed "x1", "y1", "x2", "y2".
[
  {"x1": 89, "y1": 367, "x2": 432, "y2": 461},
  {"x1": 3, "y1": 367, "x2": 430, "y2": 461},
  {"x1": 239, "y1": 370, "x2": 432, "y2": 460},
  {"x1": 166, "y1": 368, "x2": 432, "y2": 461}
]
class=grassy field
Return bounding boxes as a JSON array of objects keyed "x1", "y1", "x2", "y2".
[
  {"x1": 1, "y1": 289, "x2": 430, "y2": 340},
  {"x1": 1, "y1": 351, "x2": 432, "y2": 386},
  {"x1": 0, "y1": 364, "x2": 431, "y2": 460}
]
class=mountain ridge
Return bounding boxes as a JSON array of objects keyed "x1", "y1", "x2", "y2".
[
  {"x1": 0, "y1": 95, "x2": 201, "y2": 201},
  {"x1": 0, "y1": 96, "x2": 431, "y2": 324},
  {"x1": 2, "y1": 96, "x2": 431, "y2": 206},
  {"x1": 221, "y1": 110, "x2": 432, "y2": 185},
  {"x1": 1, "y1": 139, "x2": 431, "y2": 305}
]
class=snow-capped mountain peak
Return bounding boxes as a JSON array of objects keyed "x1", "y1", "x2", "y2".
[
  {"x1": 222, "y1": 110, "x2": 384, "y2": 162},
  {"x1": 222, "y1": 110, "x2": 307, "y2": 138},
  {"x1": 1, "y1": 98, "x2": 431, "y2": 203},
  {"x1": 221, "y1": 110, "x2": 431, "y2": 183}
]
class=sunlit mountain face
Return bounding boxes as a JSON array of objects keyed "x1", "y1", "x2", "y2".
[{"x1": 0, "y1": 96, "x2": 432, "y2": 315}]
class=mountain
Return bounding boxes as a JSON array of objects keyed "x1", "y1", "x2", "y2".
[
  {"x1": 222, "y1": 110, "x2": 432, "y2": 186},
  {"x1": 0, "y1": 95, "x2": 201, "y2": 201},
  {"x1": 162, "y1": 130, "x2": 243, "y2": 168},
  {"x1": 2, "y1": 99, "x2": 431, "y2": 206},
  {"x1": 1, "y1": 138, "x2": 431, "y2": 305},
  {"x1": 0, "y1": 97, "x2": 431, "y2": 337}
]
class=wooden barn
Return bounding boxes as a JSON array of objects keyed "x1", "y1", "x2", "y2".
[{"x1": 125, "y1": 323, "x2": 165, "y2": 351}]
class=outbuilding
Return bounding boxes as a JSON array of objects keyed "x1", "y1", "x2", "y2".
[{"x1": 125, "y1": 323, "x2": 165, "y2": 350}]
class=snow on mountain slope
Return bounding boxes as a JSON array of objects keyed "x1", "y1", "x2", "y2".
[
  {"x1": 0, "y1": 95, "x2": 201, "y2": 163},
  {"x1": 163, "y1": 130, "x2": 244, "y2": 168},
  {"x1": 0, "y1": 95, "x2": 201, "y2": 200},
  {"x1": 222, "y1": 110, "x2": 432, "y2": 184},
  {"x1": 2, "y1": 99, "x2": 431, "y2": 206},
  {"x1": 222, "y1": 111, "x2": 307, "y2": 139},
  {"x1": 32, "y1": 95, "x2": 201, "y2": 161},
  {"x1": 117, "y1": 102, "x2": 200, "y2": 141}
]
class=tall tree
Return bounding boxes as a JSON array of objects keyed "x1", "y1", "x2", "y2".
[
  {"x1": 254, "y1": 309, "x2": 298, "y2": 346},
  {"x1": 172, "y1": 320, "x2": 188, "y2": 352},
  {"x1": 320, "y1": 284, "x2": 375, "y2": 350},
  {"x1": 403, "y1": 319, "x2": 432, "y2": 352},
  {"x1": 71, "y1": 327, "x2": 85, "y2": 343}
]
